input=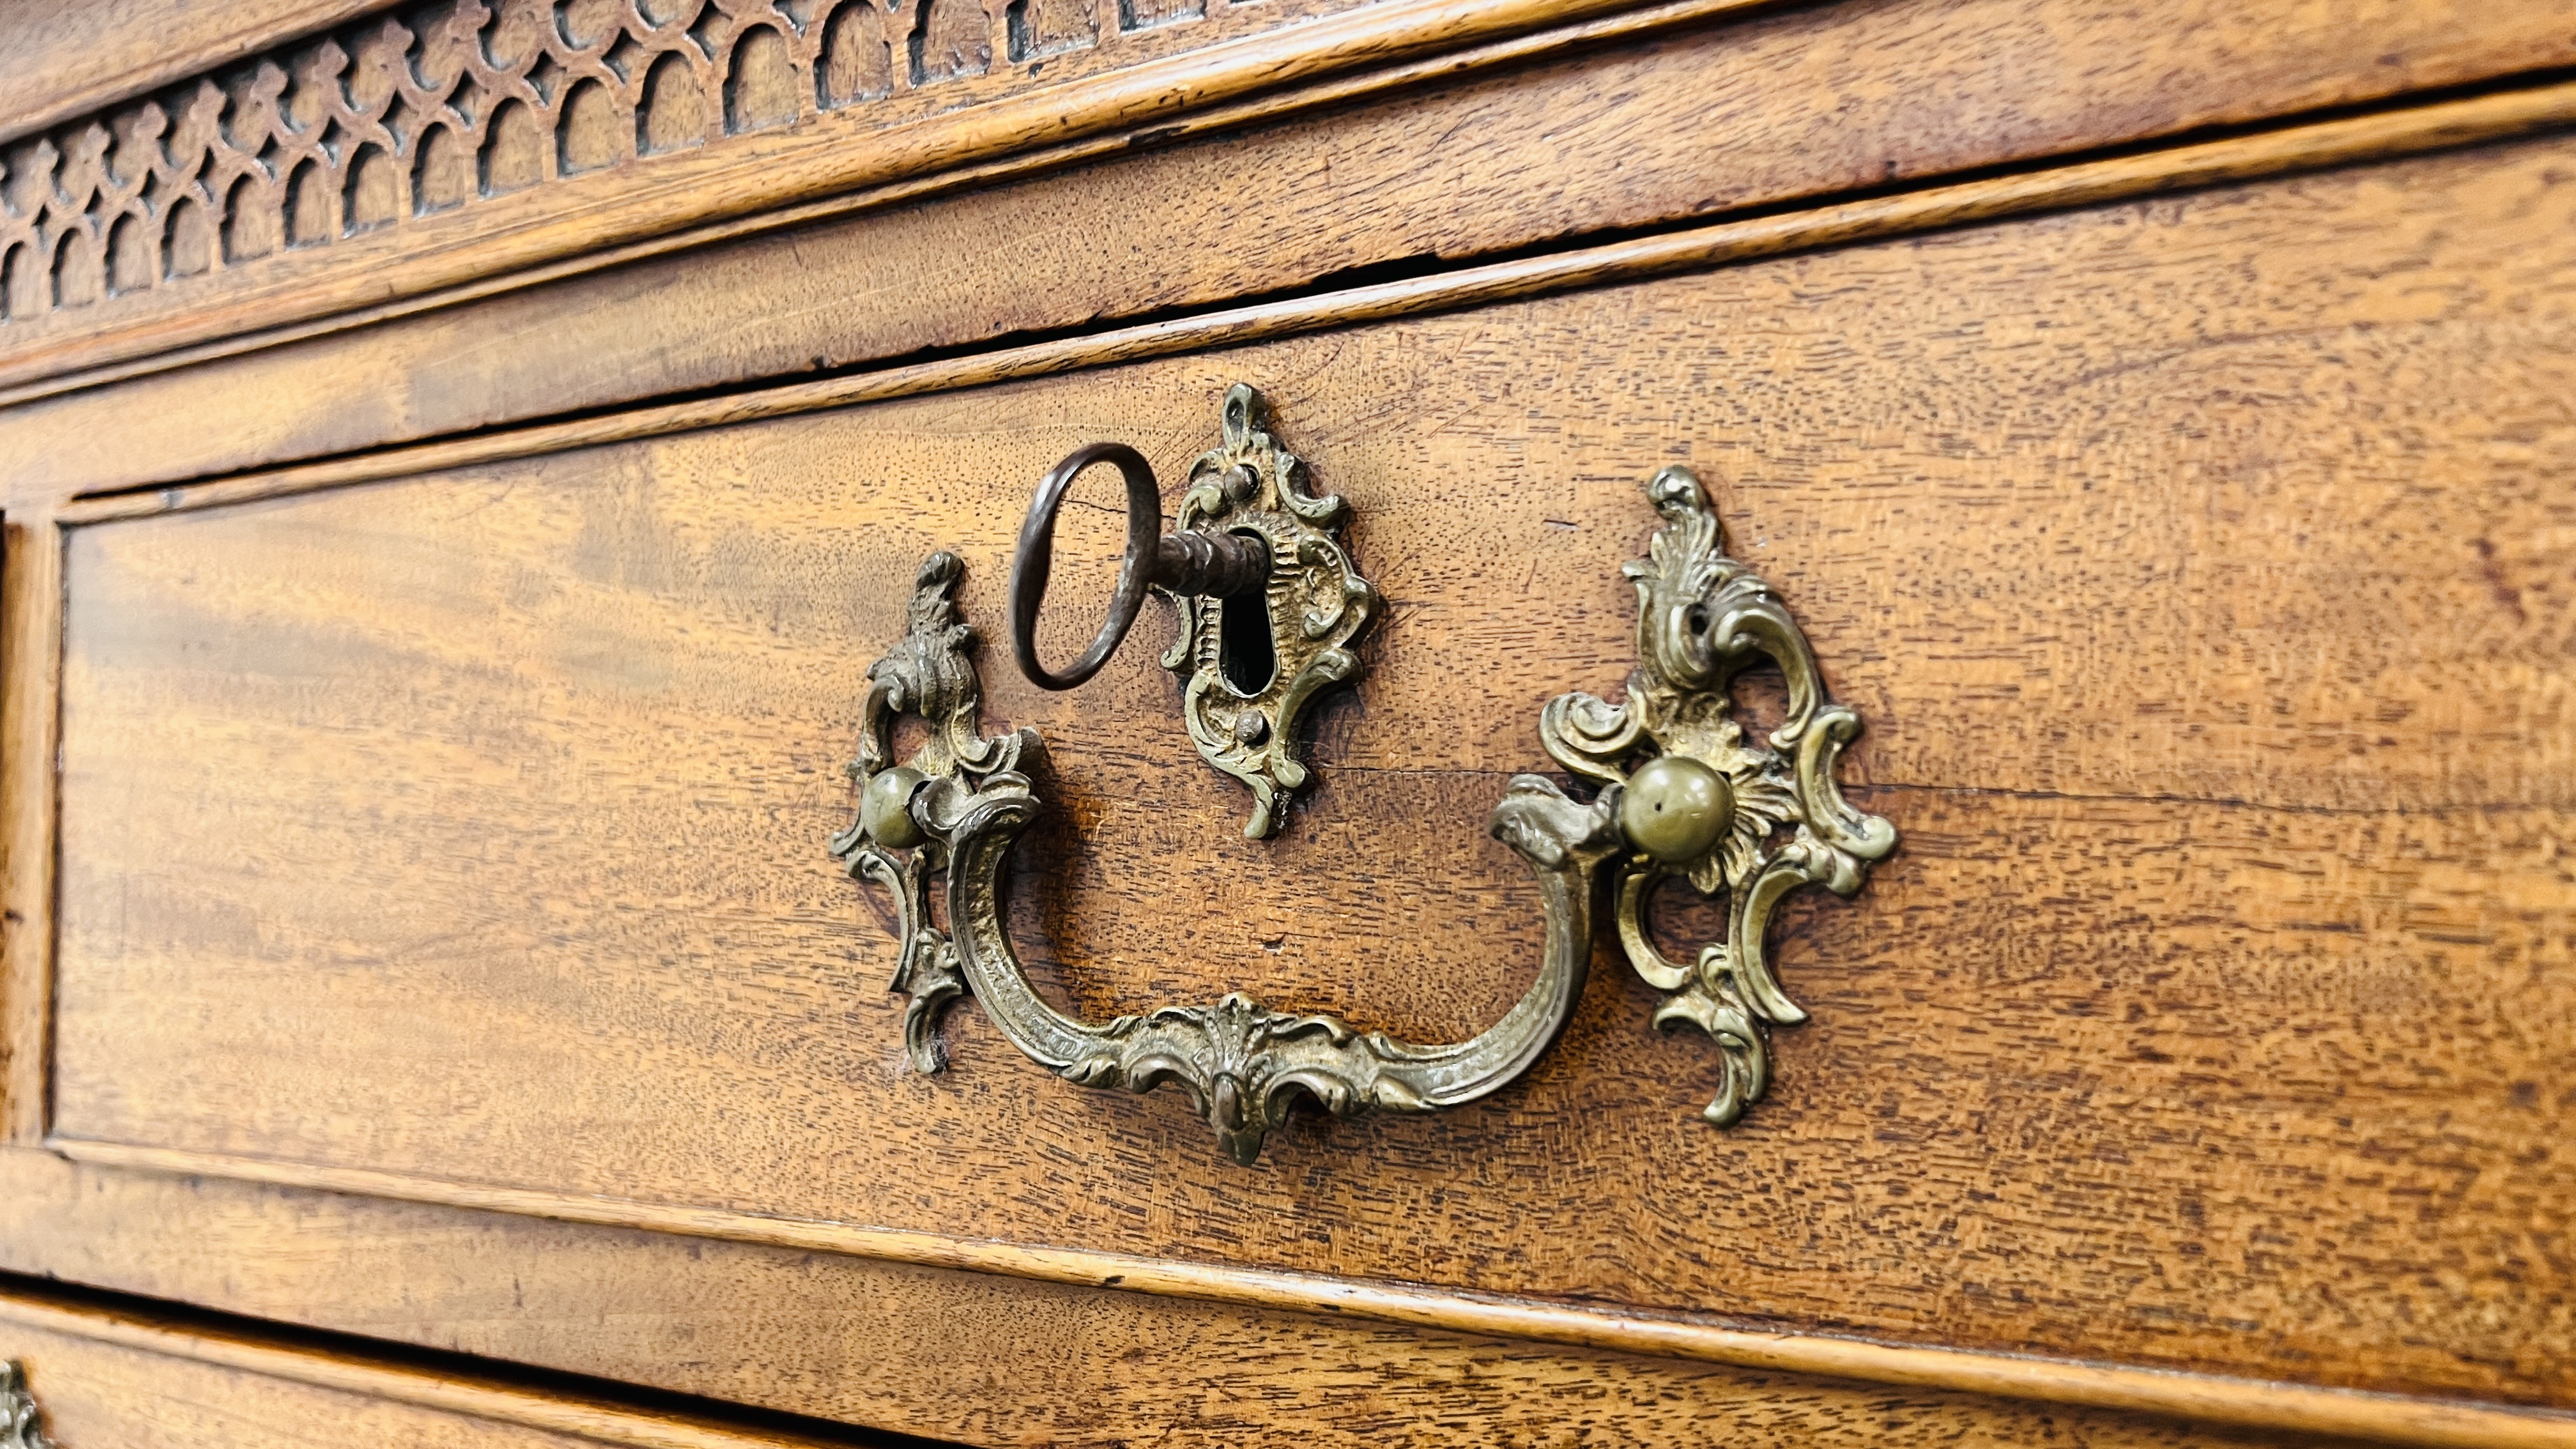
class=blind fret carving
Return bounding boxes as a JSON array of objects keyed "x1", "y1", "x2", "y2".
[{"x1": 0, "y1": 0, "x2": 1373, "y2": 329}]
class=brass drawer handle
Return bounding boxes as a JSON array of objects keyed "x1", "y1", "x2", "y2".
[
  {"x1": 831, "y1": 395, "x2": 1893, "y2": 1160},
  {"x1": 834, "y1": 548, "x2": 1620, "y2": 1164}
]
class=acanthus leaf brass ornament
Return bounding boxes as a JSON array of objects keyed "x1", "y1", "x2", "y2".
[
  {"x1": 828, "y1": 551, "x2": 1039, "y2": 1073},
  {"x1": 836, "y1": 551, "x2": 1621, "y2": 1164},
  {"x1": 1008, "y1": 384, "x2": 1377, "y2": 838},
  {"x1": 0, "y1": 1362, "x2": 54, "y2": 1449},
  {"x1": 1540, "y1": 464, "x2": 1897, "y2": 1126}
]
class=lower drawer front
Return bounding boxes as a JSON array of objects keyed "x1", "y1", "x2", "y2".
[
  {"x1": 0, "y1": 1291, "x2": 820, "y2": 1449},
  {"x1": 36, "y1": 117, "x2": 2576, "y2": 1427}
]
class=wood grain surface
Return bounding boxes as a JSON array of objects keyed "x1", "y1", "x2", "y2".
[
  {"x1": 0, "y1": 0, "x2": 1641, "y2": 394},
  {"x1": 48, "y1": 1138, "x2": 2576, "y2": 1449},
  {"x1": 0, "y1": 1276, "x2": 894, "y2": 1449},
  {"x1": 0, "y1": 0, "x2": 1399, "y2": 371},
  {"x1": 3, "y1": 1322, "x2": 610, "y2": 1449},
  {"x1": 0, "y1": 1150, "x2": 2435, "y2": 1449},
  {"x1": 0, "y1": 0, "x2": 391, "y2": 148},
  {"x1": 0, "y1": 509, "x2": 59, "y2": 1144},
  {"x1": 8, "y1": 0, "x2": 2576, "y2": 499},
  {"x1": 42, "y1": 132, "x2": 2576, "y2": 1411},
  {"x1": 49, "y1": 80, "x2": 2576, "y2": 528}
]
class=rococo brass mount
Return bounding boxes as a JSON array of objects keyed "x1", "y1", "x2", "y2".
[
  {"x1": 1009, "y1": 384, "x2": 1376, "y2": 839},
  {"x1": 1545, "y1": 465, "x2": 1897, "y2": 1124},
  {"x1": 832, "y1": 393, "x2": 1893, "y2": 1161},
  {"x1": 0, "y1": 1362, "x2": 52, "y2": 1449}
]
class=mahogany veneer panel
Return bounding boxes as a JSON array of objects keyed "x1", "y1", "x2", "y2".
[{"x1": 44, "y1": 135, "x2": 2576, "y2": 1404}]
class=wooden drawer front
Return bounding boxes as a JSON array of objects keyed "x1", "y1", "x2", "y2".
[
  {"x1": 42, "y1": 121, "x2": 2576, "y2": 1420},
  {"x1": 0, "y1": 1291, "x2": 833, "y2": 1449}
]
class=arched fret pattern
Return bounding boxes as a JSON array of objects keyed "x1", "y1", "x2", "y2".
[{"x1": 0, "y1": 0, "x2": 1347, "y2": 326}]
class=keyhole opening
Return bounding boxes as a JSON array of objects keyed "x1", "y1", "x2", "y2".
[{"x1": 1218, "y1": 579, "x2": 1278, "y2": 696}]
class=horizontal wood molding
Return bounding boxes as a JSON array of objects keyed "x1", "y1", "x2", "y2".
[
  {"x1": 45, "y1": 1137, "x2": 2576, "y2": 1449},
  {"x1": 0, "y1": 0, "x2": 1675, "y2": 395},
  {"x1": 0, "y1": 1144, "x2": 2383, "y2": 1448},
  {"x1": 9, "y1": 0, "x2": 2575, "y2": 419},
  {"x1": 0, "y1": 0, "x2": 1742, "y2": 418},
  {"x1": 6, "y1": 0, "x2": 2570, "y2": 509},
  {"x1": 53, "y1": 75, "x2": 2576, "y2": 526},
  {"x1": 0, "y1": 1282, "x2": 873, "y2": 1449}
]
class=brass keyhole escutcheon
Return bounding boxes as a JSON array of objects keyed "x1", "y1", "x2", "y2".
[{"x1": 1006, "y1": 384, "x2": 1377, "y2": 839}]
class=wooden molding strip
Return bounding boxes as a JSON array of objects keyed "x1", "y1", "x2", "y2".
[
  {"x1": 54, "y1": 75, "x2": 2576, "y2": 526},
  {"x1": 0, "y1": 1285, "x2": 862, "y2": 1449},
  {"x1": 0, "y1": 0, "x2": 1752, "y2": 413},
  {"x1": 0, "y1": 0, "x2": 1685, "y2": 396},
  {"x1": 46, "y1": 1136, "x2": 2576, "y2": 1448},
  {"x1": 0, "y1": 507, "x2": 59, "y2": 1145}
]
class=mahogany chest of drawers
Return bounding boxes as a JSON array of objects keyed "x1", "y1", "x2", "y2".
[{"x1": 0, "y1": 1, "x2": 2570, "y2": 1444}]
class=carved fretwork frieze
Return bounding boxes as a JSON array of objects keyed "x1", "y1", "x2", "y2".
[{"x1": 0, "y1": 0, "x2": 1380, "y2": 336}]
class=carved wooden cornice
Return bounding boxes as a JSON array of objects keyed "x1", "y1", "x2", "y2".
[{"x1": 0, "y1": 0, "x2": 1651, "y2": 396}]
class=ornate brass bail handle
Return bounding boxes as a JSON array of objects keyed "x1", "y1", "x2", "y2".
[
  {"x1": 831, "y1": 459, "x2": 1894, "y2": 1161},
  {"x1": 1006, "y1": 385, "x2": 1378, "y2": 839},
  {"x1": 834, "y1": 551, "x2": 1621, "y2": 1165}
]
